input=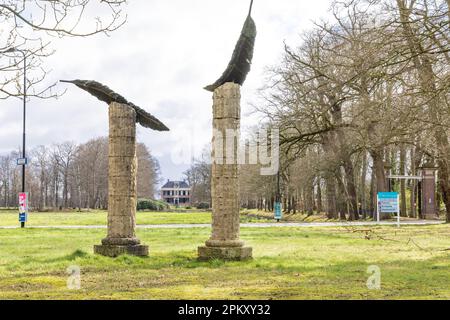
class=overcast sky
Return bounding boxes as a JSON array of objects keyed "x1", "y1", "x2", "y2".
[{"x1": 0, "y1": 0, "x2": 332, "y2": 184}]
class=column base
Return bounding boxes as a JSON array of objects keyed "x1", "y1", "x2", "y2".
[
  {"x1": 198, "y1": 246, "x2": 252, "y2": 261},
  {"x1": 94, "y1": 244, "x2": 149, "y2": 257}
]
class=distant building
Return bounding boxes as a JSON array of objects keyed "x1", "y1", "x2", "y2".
[{"x1": 161, "y1": 180, "x2": 191, "y2": 206}]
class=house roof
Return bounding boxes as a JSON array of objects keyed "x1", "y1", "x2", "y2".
[{"x1": 161, "y1": 180, "x2": 190, "y2": 189}]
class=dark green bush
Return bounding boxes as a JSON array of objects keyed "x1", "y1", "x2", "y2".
[
  {"x1": 195, "y1": 202, "x2": 210, "y2": 209},
  {"x1": 137, "y1": 199, "x2": 169, "y2": 211}
]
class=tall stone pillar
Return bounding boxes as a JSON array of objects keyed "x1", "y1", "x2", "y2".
[
  {"x1": 198, "y1": 82, "x2": 252, "y2": 261},
  {"x1": 420, "y1": 165, "x2": 438, "y2": 219},
  {"x1": 94, "y1": 102, "x2": 148, "y2": 257}
]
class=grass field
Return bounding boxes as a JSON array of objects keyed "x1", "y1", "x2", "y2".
[
  {"x1": 0, "y1": 221, "x2": 448, "y2": 299},
  {"x1": 1, "y1": 208, "x2": 425, "y2": 227},
  {"x1": 0, "y1": 209, "x2": 279, "y2": 227},
  {"x1": 0, "y1": 209, "x2": 213, "y2": 226}
]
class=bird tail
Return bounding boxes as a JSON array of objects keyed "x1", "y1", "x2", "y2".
[{"x1": 60, "y1": 80, "x2": 75, "y2": 83}]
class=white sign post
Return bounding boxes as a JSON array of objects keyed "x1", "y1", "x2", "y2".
[{"x1": 377, "y1": 192, "x2": 400, "y2": 228}]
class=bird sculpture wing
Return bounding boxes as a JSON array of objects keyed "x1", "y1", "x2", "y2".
[
  {"x1": 60, "y1": 80, "x2": 169, "y2": 131},
  {"x1": 204, "y1": 0, "x2": 256, "y2": 92}
]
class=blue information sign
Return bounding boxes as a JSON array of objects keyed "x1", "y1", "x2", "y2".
[
  {"x1": 378, "y1": 192, "x2": 399, "y2": 213},
  {"x1": 274, "y1": 202, "x2": 282, "y2": 220},
  {"x1": 19, "y1": 213, "x2": 27, "y2": 223},
  {"x1": 377, "y1": 192, "x2": 401, "y2": 227}
]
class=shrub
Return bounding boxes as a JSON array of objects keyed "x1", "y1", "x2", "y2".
[
  {"x1": 195, "y1": 202, "x2": 210, "y2": 210},
  {"x1": 137, "y1": 199, "x2": 169, "y2": 211}
]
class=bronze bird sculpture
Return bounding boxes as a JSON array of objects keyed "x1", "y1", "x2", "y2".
[
  {"x1": 204, "y1": 0, "x2": 257, "y2": 92},
  {"x1": 60, "y1": 79, "x2": 169, "y2": 131}
]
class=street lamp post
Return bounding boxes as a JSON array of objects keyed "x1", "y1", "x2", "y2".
[
  {"x1": 5, "y1": 48, "x2": 27, "y2": 228},
  {"x1": 20, "y1": 51, "x2": 26, "y2": 229}
]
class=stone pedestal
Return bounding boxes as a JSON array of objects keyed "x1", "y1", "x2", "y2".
[
  {"x1": 198, "y1": 82, "x2": 252, "y2": 261},
  {"x1": 94, "y1": 102, "x2": 148, "y2": 257}
]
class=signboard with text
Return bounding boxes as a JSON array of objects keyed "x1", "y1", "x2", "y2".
[
  {"x1": 378, "y1": 192, "x2": 399, "y2": 213},
  {"x1": 17, "y1": 158, "x2": 28, "y2": 166},
  {"x1": 18, "y1": 192, "x2": 28, "y2": 223},
  {"x1": 274, "y1": 202, "x2": 282, "y2": 220},
  {"x1": 377, "y1": 192, "x2": 400, "y2": 227}
]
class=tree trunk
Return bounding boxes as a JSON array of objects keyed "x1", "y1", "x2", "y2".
[
  {"x1": 336, "y1": 176, "x2": 347, "y2": 220},
  {"x1": 371, "y1": 150, "x2": 388, "y2": 193},
  {"x1": 369, "y1": 169, "x2": 376, "y2": 219},
  {"x1": 360, "y1": 152, "x2": 368, "y2": 219},
  {"x1": 400, "y1": 145, "x2": 407, "y2": 217},
  {"x1": 410, "y1": 147, "x2": 417, "y2": 218},
  {"x1": 63, "y1": 169, "x2": 69, "y2": 208},
  {"x1": 287, "y1": 191, "x2": 292, "y2": 214},
  {"x1": 325, "y1": 176, "x2": 338, "y2": 219},
  {"x1": 316, "y1": 178, "x2": 323, "y2": 213},
  {"x1": 343, "y1": 159, "x2": 359, "y2": 220},
  {"x1": 307, "y1": 183, "x2": 314, "y2": 216}
]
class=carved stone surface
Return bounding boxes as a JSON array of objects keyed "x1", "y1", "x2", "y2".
[
  {"x1": 94, "y1": 244, "x2": 149, "y2": 258},
  {"x1": 198, "y1": 246, "x2": 252, "y2": 261},
  {"x1": 94, "y1": 102, "x2": 148, "y2": 257},
  {"x1": 198, "y1": 83, "x2": 252, "y2": 261}
]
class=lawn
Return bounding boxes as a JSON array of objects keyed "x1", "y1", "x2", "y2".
[
  {"x1": 0, "y1": 224, "x2": 448, "y2": 299},
  {"x1": 0, "y1": 209, "x2": 213, "y2": 226},
  {"x1": 1, "y1": 209, "x2": 423, "y2": 227},
  {"x1": 0, "y1": 209, "x2": 276, "y2": 227}
]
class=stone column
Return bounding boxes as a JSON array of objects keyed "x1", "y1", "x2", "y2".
[
  {"x1": 94, "y1": 102, "x2": 148, "y2": 257},
  {"x1": 198, "y1": 82, "x2": 252, "y2": 261}
]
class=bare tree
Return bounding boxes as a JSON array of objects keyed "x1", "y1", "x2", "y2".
[
  {"x1": 31, "y1": 145, "x2": 50, "y2": 210},
  {"x1": 0, "y1": 0, "x2": 127, "y2": 100},
  {"x1": 136, "y1": 143, "x2": 161, "y2": 199},
  {"x1": 184, "y1": 146, "x2": 212, "y2": 207},
  {"x1": 53, "y1": 141, "x2": 77, "y2": 208},
  {"x1": 255, "y1": 0, "x2": 449, "y2": 221}
]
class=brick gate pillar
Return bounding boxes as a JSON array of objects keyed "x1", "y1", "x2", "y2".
[{"x1": 420, "y1": 165, "x2": 438, "y2": 219}]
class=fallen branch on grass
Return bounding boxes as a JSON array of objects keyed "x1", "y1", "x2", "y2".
[
  {"x1": 342, "y1": 225, "x2": 437, "y2": 252},
  {"x1": 343, "y1": 225, "x2": 401, "y2": 242}
]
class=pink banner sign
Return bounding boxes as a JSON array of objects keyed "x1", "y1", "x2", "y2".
[{"x1": 19, "y1": 192, "x2": 28, "y2": 214}]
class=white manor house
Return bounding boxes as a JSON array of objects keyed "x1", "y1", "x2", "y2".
[{"x1": 160, "y1": 180, "x2": 191, "y2": 206}]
